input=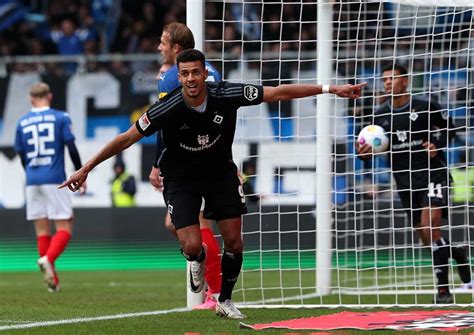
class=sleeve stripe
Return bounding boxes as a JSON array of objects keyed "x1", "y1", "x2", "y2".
[{"x1": 148, "y1": 94, "x2": 183, "y2": 119}]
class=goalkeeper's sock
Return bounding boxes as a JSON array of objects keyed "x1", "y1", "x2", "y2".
[
  {"x1": 201, "y1": 228, "x2": 222, "y2": 294},
  {"x1": 219, "y1": 250, "x2": 242, "y2": 303},
  {"x1": 433, "y1": 237, "x2": 450, "y2": 291},
  {"x1": 447, "y1": 239, "x2": 472, "y2": 284},
  {"x1": 37, "y1": 235, "x2": 51, "y2": 257},
  {"x1": 46, "y1": 230, "x2": 71, "y2": 263}
]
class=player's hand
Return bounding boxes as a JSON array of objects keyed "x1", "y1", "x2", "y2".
[
  {"x1": 355, "y1": 140, "x2": 373, "y2": 160},
  {"x1": 149, "y1": 166, "x2": 164, "y2": 191},
  {"x1": 422, "y1": 141, "x2": 437, "y2": 158},
  {"x1": 332, "y1": 82, "x2": 367, "y2": 99},
  {"x1": 59, "y1": 168, "x2": 89, "y2": 192},
  {"x1": 78, "y1": 180, "x2": 87, "y2": 195}
]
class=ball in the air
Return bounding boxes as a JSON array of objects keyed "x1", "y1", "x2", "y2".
[{"x1": 357, "y1": 125, "x2": 389, "y2": 153}]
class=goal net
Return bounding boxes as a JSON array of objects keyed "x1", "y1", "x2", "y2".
[{"x1": 201, "y1": 0, "x2": 474, "y2": 307}]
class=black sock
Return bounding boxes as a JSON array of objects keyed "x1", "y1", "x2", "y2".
[
  {"x1": 219, "y1": 251, "x2": 243, "y2": 302},
  {"x1": 433, "y1": 238, "x2": 450, "y2": 292},
  {"x1": 181, "y1": 246, "x2": 206, "y2": 262}
]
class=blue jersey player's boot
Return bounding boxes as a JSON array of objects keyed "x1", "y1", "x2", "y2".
[{"x1": 37, "y1": 256, "x2": 60, "y2": 292}]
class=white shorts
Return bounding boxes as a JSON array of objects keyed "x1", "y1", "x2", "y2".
[{"x1": 26, "y1": 184, "x2": 73, "y2": 221}]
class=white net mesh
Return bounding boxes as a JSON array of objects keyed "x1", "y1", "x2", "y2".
[{"x1": 204, "y1": 0, "x2": 474, "y2": 306}]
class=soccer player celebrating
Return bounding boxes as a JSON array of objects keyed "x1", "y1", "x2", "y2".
[
  {"x1": 60, "y1": 49, "x2": 366, "y2": 318},
  {"x1": 356, "y1": 63, "x2": 471, "y2": 303},
  {"x1": 150, "y1": 22, "x2": 224, "y2": 310},
  {"x1": 15, "y1": 82, "x2": 86, "y2": 292}
]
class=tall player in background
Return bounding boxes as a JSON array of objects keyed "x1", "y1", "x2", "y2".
[
  {"x1": 356, "y1": 63, "x2": 471, "y2": 303},
  {"x1": 14, "y1": 83, "x2": 86, "y2": 292},
  {"x1": 149, "y1": 22, "x2": 223, "y2": 310}
]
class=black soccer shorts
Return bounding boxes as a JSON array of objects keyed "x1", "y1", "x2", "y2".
[
  {"x1": 397, "y1": 178, "x2": 449, "y2": 227},
  {"x1": 163, "y1": 174, "x2": 247, "y2": 230}
]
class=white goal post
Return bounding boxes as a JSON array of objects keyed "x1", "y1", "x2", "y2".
[{"x1": 187, "y1": 0, "x2": 474, "y2": 308}]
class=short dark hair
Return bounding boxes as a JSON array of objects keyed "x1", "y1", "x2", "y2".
[
  {"x1": 162, "y1": 22, "x2": 195, "y2": 50},
  {"x1": 176, "y1": 49, "x2": 206, "y2": 69},
  {"x1": 382, "y1": 63, "x2": 408, "y2": 76}
]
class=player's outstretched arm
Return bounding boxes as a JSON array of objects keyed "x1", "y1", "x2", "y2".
[
  {"x1": 262, "y1": 82, "x2": 367, "y2": 102},
  {"x1": 59, "y1": 125, "x2": 144, "y2": 192}
]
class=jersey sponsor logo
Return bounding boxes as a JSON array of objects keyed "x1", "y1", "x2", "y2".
[
  {"x1": 213, "y1": 115, "x2": 223, "y2": 124},
  {"x1": 180, "y1": 134, "x2": 222, "y2": 152},
  {"x1": 197, "y1": 134, "x2": 209, "y2": 146},
  {"x1": 396, "y1": 130, "x2": 408, "y2": 142},
  {"x1": 138, "y1": 114, "x2": 151, "y2": 131},
  {"x1": 244, "y1": 85, "x2": 258, "y2": 101}
]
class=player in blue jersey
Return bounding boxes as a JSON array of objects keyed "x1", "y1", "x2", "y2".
[
  {"x1": 14, "y1": 82, "x2": 86, "y2": 292},
  {"x1": 149, "y1": 22, "x2": 224, "y2": 310}
]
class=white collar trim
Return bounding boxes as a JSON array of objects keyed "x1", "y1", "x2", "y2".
[{"x1": 31, "y1": 106, "x2": 50, "y2": 112}]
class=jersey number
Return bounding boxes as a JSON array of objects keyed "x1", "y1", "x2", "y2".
[
  {"x1": 428, "y1": 182, "x2": 443, "y2": 199},
  {"x1": 23, "y1": 123, "x2": 55, "y2": 158}
]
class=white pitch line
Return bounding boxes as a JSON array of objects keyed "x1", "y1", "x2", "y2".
[{"x1": 0, "y1": 307, "x2": 190, "y2": 331}]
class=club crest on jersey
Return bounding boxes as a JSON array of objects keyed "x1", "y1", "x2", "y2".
[
  {"x1": 197, "y1": 134, "x2": 209, "y2": 146},
  {"x1": 410, "y1": 111, "x2": 419, "y2": 121},
  {"x1": 138, "y1": 114, "x2": 151, "y2": 130},
  {"x1": 244, "y1": 85, "x2": 258, "y2": 101},
  {"x1": 213, "y1": 115, "x2": 223, "y2": 124}
]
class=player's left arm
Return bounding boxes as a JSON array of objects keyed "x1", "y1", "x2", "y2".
[
  {"x1": 59, "y1": 125, "x2": 144, "y2": 192},
  {"x1": 263, "y1": 83, "x2": 367, "y2": 102}
]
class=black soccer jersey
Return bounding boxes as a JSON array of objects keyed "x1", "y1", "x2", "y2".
[
  {"x1": 374, "y1": 97, "x2": 456, "y2": 189},
  {"x1": 136, "y1": 82, "x2": 264, "y2": 178}
]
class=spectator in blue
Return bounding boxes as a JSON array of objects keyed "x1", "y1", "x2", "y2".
[{"x1": 38, "y1": 16, "x2": 97, "y2": 74}]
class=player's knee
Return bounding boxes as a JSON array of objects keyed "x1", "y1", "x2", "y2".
[
  {"x1": 181, "y1": 242, "x2": 203, "y2": 258},
  {"x1": 223, "y1": 238, "x2": 243, "y2": 254}
]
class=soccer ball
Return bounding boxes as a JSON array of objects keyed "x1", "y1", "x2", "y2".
[{"x1": 357, "y1": 125, "x2": 389, "y2": 153}]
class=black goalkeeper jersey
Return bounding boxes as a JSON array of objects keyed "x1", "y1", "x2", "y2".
[
  {"x1": 373, "y1": 97, "x2": 456, "y2": 189},
  {"x1": 136, "y1": 81, "x2": 264, "y2": 178}
]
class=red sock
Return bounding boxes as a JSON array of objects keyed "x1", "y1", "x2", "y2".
[
  {"x1": 37, "y1": 235, "x2": 51, "y2": 257},
  {"x1": 201, "y1": 228, "x2": 222, "y2": 294},
  {"x1": 46, "y1": 230, "x2": 71, "y2": 263}
]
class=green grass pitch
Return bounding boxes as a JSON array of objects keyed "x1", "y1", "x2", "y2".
[{"x1": 1, "y1": 240, "x2": 474, "y2": 334}]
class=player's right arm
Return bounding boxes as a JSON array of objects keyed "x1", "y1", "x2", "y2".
[{"x1": 59, "y1": 125, "x2": 143, "y2": 192}]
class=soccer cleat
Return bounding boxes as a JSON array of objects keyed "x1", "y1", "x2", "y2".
[
  {"x1": 193, "y1": 291, "x2": 218, "y2": 310},
  {"x1": 37, "y1": 256, "x2": 60, "y2": 292},
  {"x1": 189, "y1": 258, "x2": 205, "y2": 293},
  {"x1": 215, "y1": 300, "x2": 246, "y2": 319},
  {"x1": 434, "y1": 289, "x2": 453, "y2": 304},
  {"x1": 460, "y1": 280, "x2": 474, "y2": 290},
  {"x1": 452, "y1": 246, "x2": 471, "y2": 284}
]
